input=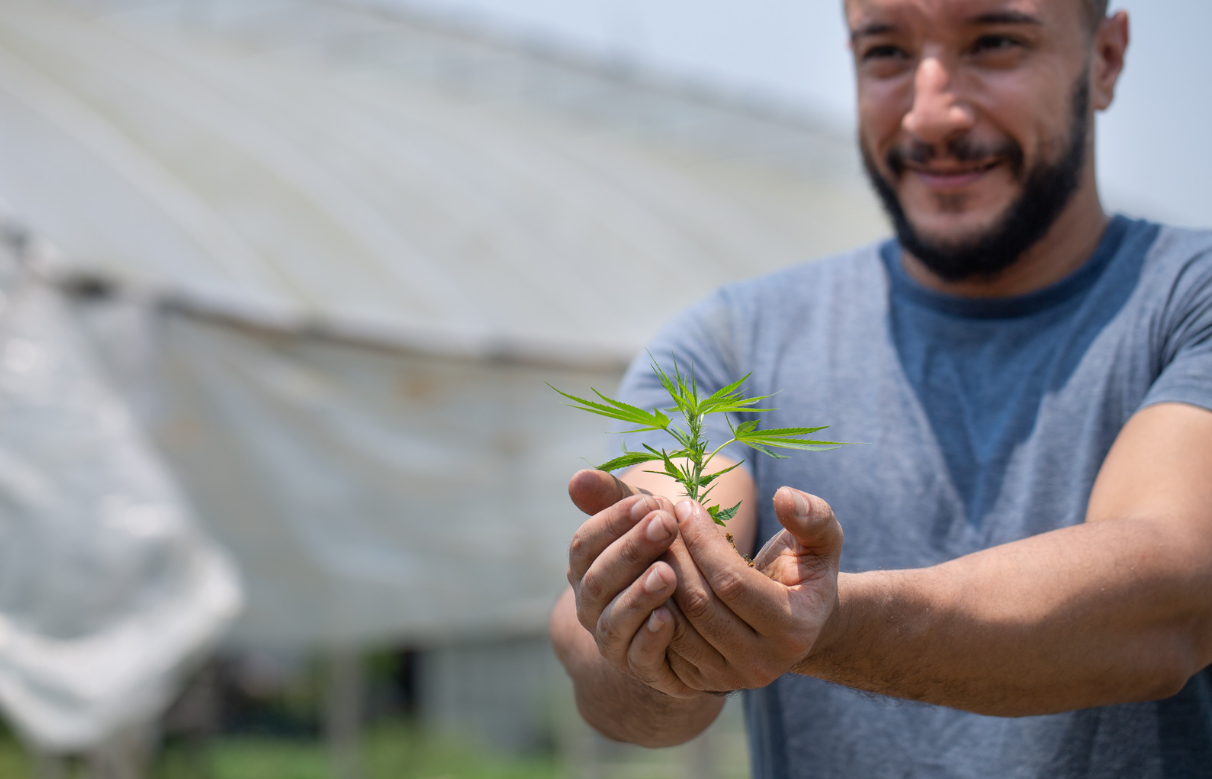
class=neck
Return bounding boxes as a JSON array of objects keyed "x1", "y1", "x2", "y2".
[{"x1": 901, "y1": 184, "x2": 1110, "y2": 299}]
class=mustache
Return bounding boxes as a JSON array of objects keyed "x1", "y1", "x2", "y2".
[{"x1": 886, "y1": 136, "x2": 1024, "y2": 177}]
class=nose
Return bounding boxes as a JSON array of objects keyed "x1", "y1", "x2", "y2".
[{"x1": 901, "y1": 55, "x2": 975, "y2": 147}]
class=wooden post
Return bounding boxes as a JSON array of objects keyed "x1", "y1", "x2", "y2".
[
  {"x1": 31, "y1": 752, "x2": 67, "y2": 779},
  {"x1": 325, "y1": 648, "x2": 364, "y2": 779}
]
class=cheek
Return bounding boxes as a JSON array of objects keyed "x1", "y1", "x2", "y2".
[
  {"x1": 857, "y1": 82, "x2": 910, "y2": 156},
  {"x1": 970, "y1": 74, "x2": 1059, "y2": 159}
]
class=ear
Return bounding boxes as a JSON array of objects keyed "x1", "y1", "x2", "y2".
[{"x1": 1091, "y1": 11, "x2": 1129, "y2": 112}]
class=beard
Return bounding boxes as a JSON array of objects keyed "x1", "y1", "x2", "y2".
[{"x1": 861, "y1": 73, "x2": 1091, "y2": 284}]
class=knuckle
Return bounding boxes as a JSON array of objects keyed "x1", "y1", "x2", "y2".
[
  {"x1": 568, "y1": 531, "x2": 590, "y2": 564},
  {"x1": 595, "y1": 614, "x2": 621, "y2": 650},
  {"x1": 679, "y1": 585, "x2": 714, "y2": 621},
  {"x1": 612, "y1": 537, "x2": 649, "y2": 573},
  {"x1": 567, "y1": 535, "x2": 586, "y2": 566},
  {"x1": 621, "y1": 529, "x2": 652, "y2": 562},
  {"x1": 711, "y1": 568, "x2": 748, "y2": 603},
  {"x1": 578, "y1": 575, "x2": 605, "y2": 609}
]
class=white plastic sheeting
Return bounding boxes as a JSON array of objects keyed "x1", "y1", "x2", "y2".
[
  {"x1": 79, "y1": 302, "x2": 616, "y2": 648},
  {"x1": 0, "y1": 0, "x2": 885, "y2": 362},
  {"x1": 0, "y1": 258, "x2": 241, "y2": 752}
]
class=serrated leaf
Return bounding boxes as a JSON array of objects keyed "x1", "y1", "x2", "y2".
[
  {"x1": 734, "y1": 424, "x2": 844, "y2": 452},
  {"x1": 743, "y1": 439, "x2": 842, "y2": 452},
  {"x1": 734, "y1": 419, "x2": 759, "y2": 435},
  {"x1": 548, "y1": 384, "x2": 668, "y2": 430},
  {"x1": 595, "y1": 451, "x2": 665, "y2": 473},
  {"x1": 704, "y1": 373, "x2": 751, "y2": 402},
  {"x1": 743, "y1": 425, "x2": 832, "y2": 437},
  {"x1": 714, "y1": 500, "x2": 743, "y2": 525},
  {"x1": 743, "y1": 441, "x2": 788, "y2": 459},
  {"x1": 591, "y1": 389, "x2": 672, "y2": 427},
  {"x1": 706, "y1": 500, "x2": 742, "y2": 526}
]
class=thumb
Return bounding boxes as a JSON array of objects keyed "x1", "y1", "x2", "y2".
[
  {"x1": 568, "y1": 468, "x2": 647, "y2": 516},
  {"x1": 771, "y1": 487, "x2": 843, "y2": 564}
]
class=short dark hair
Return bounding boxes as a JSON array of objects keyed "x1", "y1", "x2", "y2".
[{"x1": 1083, "y1": 0, "x2": 1109, "y2": 28}]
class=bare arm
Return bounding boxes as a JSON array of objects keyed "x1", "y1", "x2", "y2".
[
  {"x1": 795, "y1": 402, "x2": 1212, "y2": 714},
  {"x1": 664, "y1": 402, "x2": 1212, "y2": 715},
  {"x1": 549, "y1": 462, "x2": 756, "y2": 746},
  {"x1": 550, "y1": 587, "x2": 724, "y2": 746}
]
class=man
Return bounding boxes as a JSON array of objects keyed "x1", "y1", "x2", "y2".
[{"x1": 550, "y1": 0, "x2": 1212, "y2": 776}]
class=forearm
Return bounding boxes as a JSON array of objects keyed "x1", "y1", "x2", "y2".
[
  {"x1": 550, "y1": 587, "x2": 724, "y2": 746},
  {"x1": 796, "y1": 517, "x2": 1212, "y2": 716}
]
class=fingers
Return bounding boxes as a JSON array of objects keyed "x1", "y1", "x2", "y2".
[
  {"x1": 671, "y1": 500, "x2": 790, "y2": 639},
  {"x1": 596, "y1": 561, "x2": 675, "y2": 663},
  {"x1": 771, "y1": 487, "x2": 844, "y2": 566},
  {"x1": 624, "y1": 606, "x2": 689, "y2": 695},
  {"x1": 592, "y1": 563, "x2": 698, "y2": 698},
  {"x1": 573, "y1": 502, "x2": 678, "y2": 631},
  {"x1": 568, "y1": 468, "x2": 648, "y2": 516},
  {"x1": 568, "y1": 491, "x2": 675, "y2": 582}
]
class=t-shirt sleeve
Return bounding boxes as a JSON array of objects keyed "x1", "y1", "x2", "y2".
[
  {"x1": 1141, "y1": 248, "x2": 1212, "y2": 413},
  {"x1": 607, "y1": 289, "x2": 753, "y2": 474}
]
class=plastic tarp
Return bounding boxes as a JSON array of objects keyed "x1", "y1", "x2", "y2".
[
  {"x1": 0, "y1": 258, "x2": 241, "y2": 752},
  {"x1": 78, "y1": 301, "x2": 618, "y2": 649}
]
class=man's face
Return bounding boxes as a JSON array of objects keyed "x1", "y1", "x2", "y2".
[{"x1": 847, "y1": 0, "x2": 1097, "y2": 281}]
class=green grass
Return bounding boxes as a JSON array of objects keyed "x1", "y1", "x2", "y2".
[
  {"x1": 163, "y1": 725, "x2": 561, "y2": 779},
  {"x1": 0, "y1": 734, "x2": 31, "y2": 777},
  {"x1": 0, "y1": 723, "x2": 562, "y2": 779}
]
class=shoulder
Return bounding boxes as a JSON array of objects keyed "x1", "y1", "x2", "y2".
[
  {"x1": 1140, "y1": 221, "x2": 1212, "y2": 278},
  {"x1": 1132, "y1": 221, "x2": 1212, "y2": 315},
  {"x1": 711, "y1": 241, "x2": 890, "y2": 319}
]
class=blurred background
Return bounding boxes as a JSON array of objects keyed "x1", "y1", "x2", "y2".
[{"x1": 0, "y1": 1, "x2": 1196, "y2": 777}]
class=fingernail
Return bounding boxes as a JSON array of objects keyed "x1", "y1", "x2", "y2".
[
  {"x1": 792, "y1": 490, "x2": 810, "y2": 519},
  {"x1": 630, "y1": 495, "x2": 657, "y2": 522},
  {"x1": 674, "y1": 500, "x2": 694, "y2": 522},
  {"x1": 645, "y1": 568, "x2": 665, "y2": 593},
  {"x1": 646, "y1": 515, "x2": 672, "y2": 542},
  {"x1": 647, "y1": 609, "x2": 668, "y2": 632}
]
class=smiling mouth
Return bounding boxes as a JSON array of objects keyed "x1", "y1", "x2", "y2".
[{"x1": 903, "y1": 159, "x2": 1002, "y2": 190}]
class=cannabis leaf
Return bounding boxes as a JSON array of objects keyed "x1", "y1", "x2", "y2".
[{"x1": 552, "y1": 355, "x2": 846, "y2": 526}]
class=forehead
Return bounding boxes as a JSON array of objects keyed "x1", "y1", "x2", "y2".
[{"x1": 844, "y1": 0, "x2": 1082, "y2": 33}]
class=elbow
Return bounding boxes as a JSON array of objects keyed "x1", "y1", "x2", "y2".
[
  {"x1": 1136, "y1": 664, "x2": 1194, "y2": 703},
  {"x1": 1131, "y1": 624, "x2": 1209, "y2": 703}
]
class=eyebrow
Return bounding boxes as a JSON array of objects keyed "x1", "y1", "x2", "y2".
[
  {"x1": 849, "y1": 22, "x2": 896, "y2": 44},
  {"x1": 968, "y1": 10, "x2": 1043, "y2": 26},
  {"x1": 849, "y1": 10, "x2": 1043, "y2": 43}
]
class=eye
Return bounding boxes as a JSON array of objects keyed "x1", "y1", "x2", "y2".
[
  {"x1": 862, "y1": 44, "x2": 909, "y2": 62},
  {"x1": 858, "y1": 43, "x2": 914, "y2": 77},
  {"x1": 969, "y1": 34, "x2": 1022, "y2": 55}
]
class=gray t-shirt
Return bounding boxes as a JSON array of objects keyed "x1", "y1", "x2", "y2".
[{"x1": 613, "y1": 216, "x2": 1212, "y2": 778}]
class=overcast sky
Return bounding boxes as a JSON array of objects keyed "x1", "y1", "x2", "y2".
[{"x1": 376, "y1": 0, "x2": 1210, "y2": 229}]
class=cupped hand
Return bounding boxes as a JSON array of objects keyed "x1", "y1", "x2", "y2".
[
  {"x1": 657, "y1": 486, "x2": 844, "y2": 693},
  {"x1": 565, "y1": 469, "x2": 704, "y2": 697}
]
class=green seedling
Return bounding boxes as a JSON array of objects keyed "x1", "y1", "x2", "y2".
[{"x1": 551, "y1": 355, "x2": 844, "y2": 527}]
